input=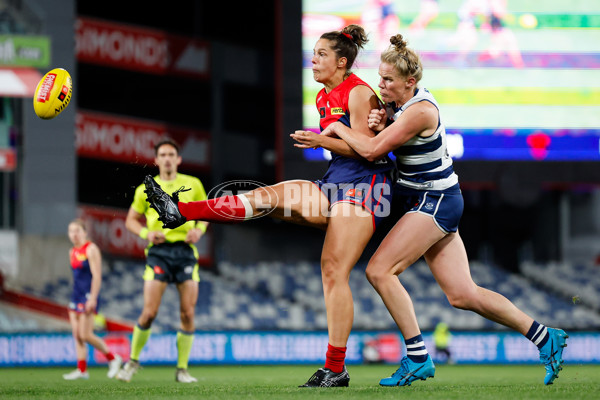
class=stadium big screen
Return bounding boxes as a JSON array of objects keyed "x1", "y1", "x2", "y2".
[{"x1": 301, "y1": 0, "x2": 600, "y2": 162}]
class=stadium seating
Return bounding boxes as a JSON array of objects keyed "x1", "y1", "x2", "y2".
[
  {"x1": 14, "y1": 259, "x2": 600, "y2": 332},
  {"x1": 0, "y1": 302, "x2": 71, "y2": 332},
  {"x1": 520, "y1": 261, "x2": 600, "y2": 312}
]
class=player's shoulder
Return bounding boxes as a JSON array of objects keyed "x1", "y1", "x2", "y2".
[
  {"x1": 177, "y1": 173, "x2": 203, "y2": 186},
  {"x1": 348, "y1": 73, "x2": 367, "y2": 85},
  {"x1": 349, "y1": 83, "x2": 378, "y2": 101},
  {"x1": 133, "y1": 177, "x2": 153, "y2": 196},
  {"x1": 348, "y1": 82, "x2": 380, "y2": 111},
  {"x1": 415, "y1": 87, "x2": 436, "y2": 103},
  {"x1": 86, "y1": 241, "x2": 101, "y2": 253}
]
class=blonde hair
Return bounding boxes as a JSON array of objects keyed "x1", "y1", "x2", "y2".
[
  {"x1": 380, "y1": 34, "x2": 423, "y2": 82},
  {"x1": 69, "y1": 218, "x2": 87, "y2": 231}
]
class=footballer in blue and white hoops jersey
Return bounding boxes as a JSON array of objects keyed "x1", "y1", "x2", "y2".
[{"x1": 388, "y1": 88, "x2": 458, "y2": 192}]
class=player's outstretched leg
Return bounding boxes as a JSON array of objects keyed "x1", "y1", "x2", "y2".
[
  {"x1": 379, "y1": 355, "x2": 435, "y2": 387},
  {"x1": 539, "y1": 328, "x2": 568, "y2": 385},
  {"x1": 299, "y1": 366, "x2": 350, "y2": 387},
  {"x1": 143, "y1": 175, "x2": 189, "y2": 229}
]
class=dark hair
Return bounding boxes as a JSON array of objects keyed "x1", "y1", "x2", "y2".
[
  {"x1": 154, "y1": 138, "x2": 180, "y2": 155},
  {"x1": 381, "y1": 34, "x2": 423, "y2": 82},
  {"x1": 320, "y1": 24, "x2": 368, "y2": 73}
]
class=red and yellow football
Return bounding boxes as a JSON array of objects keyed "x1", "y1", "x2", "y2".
[{"x1": 33, "y1": 68, "x2": 73, "y2": 120}]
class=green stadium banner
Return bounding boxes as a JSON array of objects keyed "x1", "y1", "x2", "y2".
[{"x1": 0, "y1": 35, "x2": 50, "y2": 67}]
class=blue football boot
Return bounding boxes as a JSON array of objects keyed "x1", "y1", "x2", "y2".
[
  {"x1": 539, "y1": 328, "x2": 568, "y2": 385},
  {"x1": 379, "y1": 355, "x2": 435, "y2": 387}
]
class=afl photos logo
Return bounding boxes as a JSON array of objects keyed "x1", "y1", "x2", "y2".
[{"x1": 207, "y1": 180, "x2": 278, "y2": 221}]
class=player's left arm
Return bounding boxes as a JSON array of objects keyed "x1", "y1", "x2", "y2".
[
  {"x1": 292, "y1": 131, "x2": 363, "y2": 159},
  {"x1": 85, "y1": 243, "x2": 102, "y2": 313},
  {"x1": 291, "y1": 85, "x2": 379, "y2": 159},
  {"x1": 185, "y1": 178, "x2": 209, "y2": 244},
  {"x1": 326, "y1": 101, "x2": 438, "y2": 162}
]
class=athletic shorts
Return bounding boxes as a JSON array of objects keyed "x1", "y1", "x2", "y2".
[
  {"x1": 143, "y1": 242, "x2": 200, "y2": 284},
  {"x1": 69, "y1": 292, "x2": 100, "y2": 313},
  {"x1": 315, "y1": 172, "x2": 393, "y2": 229},
  {"x1": 395, "y1": 183, "x2": 463, "y2": 233}
]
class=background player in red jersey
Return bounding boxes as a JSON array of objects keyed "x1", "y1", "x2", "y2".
[
  {"x1": 144, "y1": 25, "x2": 394, "y2": 387},
  {"x1": 63, "y1": 219, "x2": 122, "y2": 380}
]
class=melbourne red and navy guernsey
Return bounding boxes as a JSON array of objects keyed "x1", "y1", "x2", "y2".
[
  {"x1": 316, "y1": 73, "x2": 393, "y2": 182},
  {"x1": 70, "y1": 241, "x2": 93, "y2": 296}
]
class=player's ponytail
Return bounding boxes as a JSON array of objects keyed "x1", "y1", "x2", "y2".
[
  {"x1": 381, "y1": 34, "x2": 423, "y2": 82},
  {"x1": 321, "y1": 24, "x2": 369, "y2": 73}
]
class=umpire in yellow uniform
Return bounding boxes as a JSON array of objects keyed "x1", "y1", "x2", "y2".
[{"x1": 116, "y1": 138, "x2": 208, "y2": 383}]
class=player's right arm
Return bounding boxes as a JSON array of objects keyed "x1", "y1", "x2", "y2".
[{"x1": 125, "y1": 207, "x2": 166, "y2": 245}]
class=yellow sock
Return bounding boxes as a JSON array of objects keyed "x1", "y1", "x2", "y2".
[
  {"x1": 176, "y1": 331, "x2": 194, "y2": 369},
  {"x1": 130, "y1": 324, "x2": 151, "y2": 361}
]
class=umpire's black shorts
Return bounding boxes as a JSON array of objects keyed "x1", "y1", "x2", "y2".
[{"x1": 143, "y1": 242, "x2": 200, "y2": 283}]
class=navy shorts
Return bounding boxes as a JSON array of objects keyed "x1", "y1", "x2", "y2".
[
  {"x1": 395, "y1": 183, "x2": 463, "y2": 233},
  {"x1": 69, "y1": 292, "x2": 100, "y2": 313},
  {"x1": 315, "y1": 172, "x2": 393, "y2": 229},
  {"x1": 144, "y1": 242, "x2": 200, "y2": 284}
]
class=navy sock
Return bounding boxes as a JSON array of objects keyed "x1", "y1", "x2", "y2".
[
  {"x1": 404, "y1": 334, "x2": 428, "y2": 363},
  {"x1": 526, "y1": 321, "x2": 549, "y2": 349}
]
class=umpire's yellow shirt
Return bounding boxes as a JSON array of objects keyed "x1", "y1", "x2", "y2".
[{"x1": 131, "y1": 173, "x2": 207, "y2": 243}]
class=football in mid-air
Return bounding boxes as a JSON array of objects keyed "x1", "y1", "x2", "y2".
[{"x1": 33, "y1": 68, "x2": 72, "y2": 120}]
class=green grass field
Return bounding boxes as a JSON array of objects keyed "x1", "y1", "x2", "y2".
[{"x1": 1, "y1": 364, "x2": 598, "y2": 400}]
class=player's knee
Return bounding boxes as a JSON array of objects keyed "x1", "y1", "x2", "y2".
[
  {"x1": 446, "y1": 291, "x2": 476, "y2": 310},
  {"x1": 365, "y1": 264, "x2": 384, "y2": 287},
  {"x1": 140, "y1": 309, "x2": 158, "y2": 325},
  {"x1": 365, "y1": 260, "x2": 397, "y2": 288},
  {"x1": 320, "y1": 255, "x2": 346, "y2": 288},
  {"x1": 446, "y1": 283, "x2": 481, "y2": 310},
  {"x1": 80, "y1": 331, "x2": 94, "y2": 343},
  {"x1": 72, "y1": 332, "x2": 83, "y2": 343},
  {"x1": 180, "y1": 308, "x2": 194, "y2": 325}
]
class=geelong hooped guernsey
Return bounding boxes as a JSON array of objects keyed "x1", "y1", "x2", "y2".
[
  {"x1": 390, "y1": 88, "x2": 458, "y2": 191},
  {"x1": 70, "y1": 241, "x2": 93, "y2": 295},
  {"x1": 317, "y1": 73, "x2": 393, "y2": 182}
]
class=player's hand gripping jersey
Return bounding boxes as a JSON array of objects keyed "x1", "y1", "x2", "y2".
[{"x1": 317, "y1": 73, "x2": 393, "y2": 182}]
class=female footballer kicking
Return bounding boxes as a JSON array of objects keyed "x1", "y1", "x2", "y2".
[{"x1": 144, "y1": 24, "x2": 394, "y2": 387}]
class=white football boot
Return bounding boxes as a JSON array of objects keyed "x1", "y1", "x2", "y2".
[
  {"x1": 63, "y1": 369, "x2": 90, "y2": 380},
  {"x1": 107, "y1": 354, "x2": 123, "y2": 378},
  {"x1": 175, "y1": 368, "x2": 198, "y2": 383}
]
